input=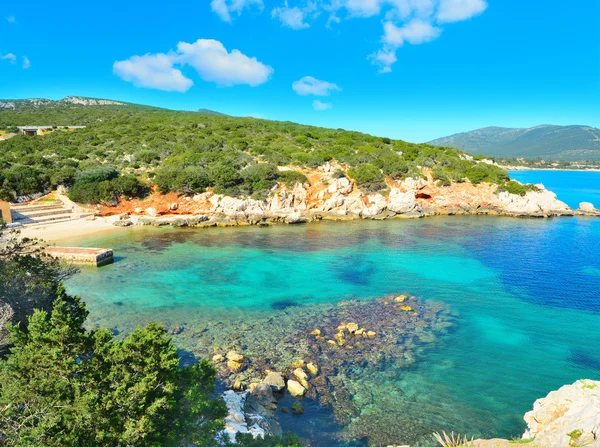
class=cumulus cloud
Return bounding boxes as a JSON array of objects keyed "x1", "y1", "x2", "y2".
[
  {"x1": 272, "y1": 1, "x2": 316, "y2": 30},
  {"x1": 210, "y1": 0, "x2": 263, "y2": 22},
  {"x1": 207, "y1": 0, "x2": 487, "y2": 73},
  {"x1": 367, "y1": 48, "x2": 397, "y2": 73},
  {"x1": 369, "y1": 19, "x2": 441, "y2": 73},
  {"x1": 0, "y1": 53, "x2": 17, "y2": 64},
  {"x1": 113, "y1": 39, "x2": 273, "y2": 91},
  {"x1": 313, "y1": 99, "x2": 333, "y2": 111},
  {"x1": 22, "y1": 56, "x2": 31, "y2": 69},
  {"x1": 113, "y1": 53, "x2": 193, "y2": 92},
  {"x1": 177, "y1": 39, "x2": 273, "y2": 86},
  {"x1": 383, "y1": 19, "x2": 442, "y2": 46},
  {"x1": 436, "y1": 0, "x2": 487, "y2": 23},
  {"x1": 292, "y1": 76, "x2": 341, "y2": 96}
]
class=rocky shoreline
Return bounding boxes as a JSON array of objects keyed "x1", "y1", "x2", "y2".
[
  {"x1": 106, "y1": 167, "x2": 600, "y2": 230},
  {"x1": 473, "y1": 379, "x2": 600, "y2": 447}
]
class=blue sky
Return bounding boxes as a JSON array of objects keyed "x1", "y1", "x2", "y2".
[{"x1": 1, "y1": 0, "x2": 598, "y2": 143}]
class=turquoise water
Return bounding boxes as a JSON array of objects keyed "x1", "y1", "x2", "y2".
[
  {"x1": 509, "y1": 170, "x2": 600, "y2": 208},
  {"x1": 64, "y1": 215, "x2": 600, "y2": 446}
]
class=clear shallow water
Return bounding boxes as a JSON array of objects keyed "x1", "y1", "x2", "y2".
[
  {"x1": 64, "y1": 216, "x2": 600, "y2": 446},
  {"x1": 508, "y1": 170, "x2": 600, "y2": 208}
]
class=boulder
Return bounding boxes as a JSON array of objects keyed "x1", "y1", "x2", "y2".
[
  {"x1": 388, "y1": 189, "x2": 417, "y2": 214},
  {"x1": 169, "y1": 202, "x2": 178, "y2": 211},
  {"x1": 227, "y1": 351, "x2": 244, "y2": 362},
  {"x1": 522, "y1": 379, "x2": 600, "y2": 447},
  {"x1": 285, "y1": 211, "x2": 307, "y2": 224},
  {"x1": 579, "y1": 202, "x2": 597, "y2": 213},
  {"x1": 290, "y1": 401, "x2": 304, "y2": 415},
  {"x1": 145, "y1": 207, "x2": 157, "y2": 217},
  {"x1": 263, "y1": 372, "x2": 285, "y2": 392},
  {"x1": 113, "y1": 219, "x2": 132, "y2": 227},
  {"x1": 220, "y1": 390, "x2": 282, "y2": 442},
  {"x1": 227, "y1": 360, "x2": 243, "y2": 372},
  {"x1": 287, "y1": 380, "x2": 306, "y2": 397}
]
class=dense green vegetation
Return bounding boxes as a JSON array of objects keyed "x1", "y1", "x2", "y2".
[
  {"x1": 0, "y1": 100, "x2": 514, "y2": 203},
  {"x1": 0, "y1": 223, "x2": 301, "y2": 446}
]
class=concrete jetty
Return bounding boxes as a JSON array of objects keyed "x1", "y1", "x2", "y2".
[{"x1": 45, "y1": 247, "x2": 114, "y2": 266}]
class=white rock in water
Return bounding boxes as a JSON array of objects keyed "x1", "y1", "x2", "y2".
[{"x1": 579, "y1": 202, "x2": 597, "y2": 212}]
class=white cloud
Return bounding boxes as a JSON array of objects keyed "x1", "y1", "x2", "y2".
[
  {"x1": 313, "y1": 99, "x2": 333, "y2": 110},
  {"x1": 177, "y1": 39, "x2": 273, "y2": 87},
  {"x1": 0, "y1": 53, "x2": 17, "y2": 64},
  {"x1": 6, "y1": 16, "x2": 15, "y2": 23},
  {"x1": 113, "y1": 53, "x2": 194, "y2": 92},
  {"x1": 207, "y1": 0, "x2": 486, "y2": 73},
  {"x1": 436, "y1": 0, "x2": 487, "y2": 23},
  {"x1": 370, "y1": 19, "x2": 441, "y2": 72},
  {"x1": 292, "y1": 76, "x2": 341, "y2": 96},
  {"x1": 368, "y1": 48, "x2": 397, "y2": 73},
  {"x1": 272, "y1": 1, "x2": 315, "y2": 30},
  {"x1": 22, "y1": 56, "x2": 31, "y2": 69},
  {"x1": 210, "y1": 0, "x2": 263, "y2": 22},
  {"x1": 114, "y1": 39, "x2": 273, "y2": 91},
  {"x1": 343, "y1": 0, "x2": 384, "y2": 17},
  {"x1": 383, "y1": 19, "x2": 442, "y2": 46}
]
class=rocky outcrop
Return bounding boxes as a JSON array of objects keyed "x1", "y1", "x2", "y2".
[
  {"x1": 98, "y1": 164, "x2": 597, "y2": 228},
  {"x1": 577, "y1": 202, "x2": 600, "y2": 216},
  {"x1": 220, "y1": 385, "x2": 283, "y2": 442},
  {"x1": 497, "y1": 188, "x2": 571, "y2": 216},
  {"x1": 474, "y1": 379, "x2": 600, "y2": 447}
]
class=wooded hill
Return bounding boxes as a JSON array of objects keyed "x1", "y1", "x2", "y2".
[{"x1": 0, "y1": 98, "x2": 512, "y2": 204}]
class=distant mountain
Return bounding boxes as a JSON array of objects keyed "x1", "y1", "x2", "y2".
[
  {"x1": 428, "y1": 125, "x2": 600, "y2": 161},
  {"x1": 196, "y1": 108, "x2": 226, "y2": 116}
]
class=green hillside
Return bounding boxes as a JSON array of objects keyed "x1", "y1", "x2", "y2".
[
  {"x1": 0, "y1": 98, "x2": 511, "y2": 203},
  {"x1": 428, "y1": 125, "x2": 600, "y2": 161}
]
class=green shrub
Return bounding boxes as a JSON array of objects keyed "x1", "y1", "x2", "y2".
[
  {"x1": 69, "y1": 169, "x2": 148, "y2": 204},
  {"x1": 496, "y1": 180, "x2": 539, "y2": 196},
  {"x1": 374, "y1": 155, "x2": 409, "y2": 179},
  {"x1": 432, "y1": 167, "x2": 451, "y2": 187},
  {"x1": 348, "y1": 163, "x2": 386, "y2": 192},
  {"x1": 278, "y1": 170, "x2": 308, "y2": 187}
]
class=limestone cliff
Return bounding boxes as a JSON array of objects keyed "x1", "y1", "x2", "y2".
[
  {"x1": 102, "y1": 162, "x2": 584, "y2": 226},
  {"x1": 474, "y1": 379, "x2": 600, "y2": 447}
]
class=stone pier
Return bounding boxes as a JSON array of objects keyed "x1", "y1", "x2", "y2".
[{"x1": 45, "y1": 247, "x2": 114, "y2": 266}]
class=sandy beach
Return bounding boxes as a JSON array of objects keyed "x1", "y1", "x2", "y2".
[{"x1": 18, "y1": 215, "x2": 124, "y2": 244}]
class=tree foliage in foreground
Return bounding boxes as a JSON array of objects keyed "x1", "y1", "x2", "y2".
[
  {"x1": 0, "y1": 223, "x2": 77, "y2": 356},
  {"x1": 0, "y1": 290, "x2": 227, "y2": 446}
]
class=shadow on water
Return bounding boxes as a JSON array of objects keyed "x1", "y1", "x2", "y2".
[{"x1": 569, "y1": 349, "x2": 600, "y2": 372}]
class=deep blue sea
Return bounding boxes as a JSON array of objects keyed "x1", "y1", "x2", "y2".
[{"x1": 64, "y1": 171, "x2": 600, "y2": 446}]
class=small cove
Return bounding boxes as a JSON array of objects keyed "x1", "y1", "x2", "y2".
[{"x1": 64, "y1": 213, "x2": 600, "y2": 446}]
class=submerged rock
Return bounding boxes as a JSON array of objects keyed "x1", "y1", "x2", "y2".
[
  {"x1": 263, "y1": 372, "x2": 285, "y2": 392},
  {"x1": 287, "y1": 380, "x2": 307, "y2": 397}
]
